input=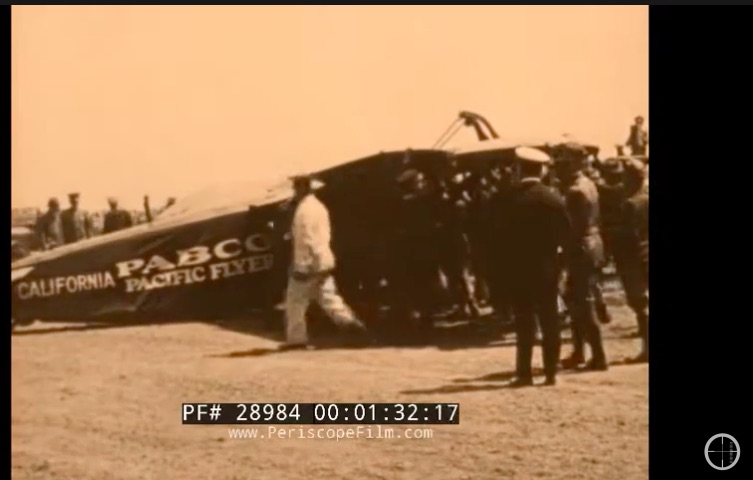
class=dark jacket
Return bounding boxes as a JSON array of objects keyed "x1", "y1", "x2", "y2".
[
  {"x1": 36, "y1": 210, "x2": 64, "y2": 248},
  {"x1": 61, "y1": 208, "x2": 92, "y2": 244},
  {"x1": 103, "y1": 209, "x2": 134, "y2": 234},
  {"x1": 597, "y1": 182, "x2": 628, "y2": 238},
  {"x1": 493, "y1": 179, "x2": 572, "y2": 288},
  {"x1": 562, "y1": 173, "x2": 605, "y2": 269}
]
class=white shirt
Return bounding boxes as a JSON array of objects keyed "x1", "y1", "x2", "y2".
[{"x1": 290, "y1": 194, "x2": 336, "y2": 274}]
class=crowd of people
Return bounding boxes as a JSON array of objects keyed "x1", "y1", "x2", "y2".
[
  {"x1": 14, "y1": 116, "x2": 649, "y2": 388},
  {"x1": 32, "y1": 195, "x2": 176, "y2": 250},
  {"x1": 280, "y1": 117, "x2": 649, "y2": 388}
]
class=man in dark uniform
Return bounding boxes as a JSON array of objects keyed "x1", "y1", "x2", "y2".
[
  {"x1": 36, "y1": 197, "x2": 64, "y2": 250},
  {"x1": 620, "y1": 159, "x2": 649, "y2": 362},
  {"x1": 481, "y1": 160, "x2": 517, "y2": 324},
  {"x1": 626, "y1": 116, "x2": 648, "y2": 156},
  {"x1": 555, "y1": 143, "x2": 609, "y2": 371},
  {"x1": 597, "y1": 158, "x2": 627, "y2": 264},
  {"x1": 394, "y1": 169, "x2": 443, "y2": 323},
  {"x1": 492, "y1": 147, "x2": 571, "y2": 386},
  {"x1": 60, "y1": 193, "x2": 92, "y2": 244},
  {"x1": 103, "y1": 197, "x2": 134, "y2": 234},
  {"x1": 465, "y1": 172, "x2": 501, "y2": 309},
  {"x1": 591, "y1": 157, "x2": 631, "y2": 327},
  {"x1": 436, "y1": 170, "x2": 480, "y2": 317}
]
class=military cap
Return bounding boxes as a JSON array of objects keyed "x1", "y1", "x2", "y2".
[
  {"x1": 514, "y1": 146, "x2": 550, "y2": 164},
  {"x1": 68, "y1": 192, "x2": 80, "y2": 199}
]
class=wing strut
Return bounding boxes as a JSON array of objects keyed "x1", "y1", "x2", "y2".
[{"x1": 431, "y1": 111, "x2": 500, "y2": 149}]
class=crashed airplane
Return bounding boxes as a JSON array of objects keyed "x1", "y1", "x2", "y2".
[{"x1": 11, "y1": 112, "x2": 598, "y2": 327}]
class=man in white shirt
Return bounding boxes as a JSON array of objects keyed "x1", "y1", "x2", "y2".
[{"x1": 281, "y1": 174, "x2": 369, "y2": 350}]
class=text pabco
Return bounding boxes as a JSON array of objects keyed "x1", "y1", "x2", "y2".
[{"x1": 15, "y1": 234, "x2": 274, "y2": 300}]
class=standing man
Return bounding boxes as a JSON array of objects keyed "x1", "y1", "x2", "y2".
[
  {"x1": 620, "y1": 159, "x2": 649, "y2": 362},
  {"x1": 493, "y1": 147, "x2": 571, "y2": 387},
  {"x1": 281, "y1": 174, "x2": 370, "y2": 350},
  {"x1": 103, "y1": 197, "x2": 134, "y2": 234},
  {"x1": 626, "y1": 116, "x2": 648, "y2": 156},
  {"x1": 484, "y1": 160, "x2": 516, "y2": 325},
  {"x1": 36, "y1": 198, "x2": 64, "y2": 250},
  {"x1": 60, "y1": 193, "x2": 91, "y2": 244},
  {"x1": 597, "y1": 158, "x2": 627, "y2": 265},
  {"x1": 394, "y1": 169, "x2": 444, "y2": 324},
  {"x1": 555, "y1": 143, "x2": 609, "y2": 371}
]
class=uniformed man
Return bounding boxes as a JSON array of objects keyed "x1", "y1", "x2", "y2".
[
  {"x1": 393, "y1": 168, "x2": 444, "y2": 323},
  {"x1": 555, "y1": 143, "x2": 609, "y2": 371},
  {"x1": 626, "y1": 116, "x2": 648, "y2": 156},
  {"x1": 436, "y1": 170, "x2": 480, "y2": 317},
  {"x1": 36, "y1": 198, "x2": 64, "y2": 250},
  {"x1": 60, "y1": 193, "x2": 92, "y2": 244},
  {"x1": 483, "y1": 159, "x2": 516, "y2": 324},
  {"x1": 103, "y1": 197, "x2": 134, "y2": 234},
  {"x1": 597, "y1": 158, "x2": 627, "y2": 264},
  {"x1": 620, "y1": 159, "x2": 649, "y2": 362},
  {"x1": 592, "y1": 157, "x2": 631, "y2": 327},
  {"x1": 465, "y1": 172, "x2": 496, "y2": 308},
  {"x1": 493, "y1": 147, "x2": 571, "y2": 386},
  {"x1": 281, "y1": 174, "x2": 370, "y2": 350}
]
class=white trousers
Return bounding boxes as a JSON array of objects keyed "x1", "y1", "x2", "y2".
[{"x1": 284, "y1": 274, "x2": 358, "y2": 345}]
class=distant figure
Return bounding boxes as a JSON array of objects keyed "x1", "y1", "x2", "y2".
[
  {"x1": 626, "y1": 116, "x2": 648, "y2": 156},
  {"x1": 36, "y1": 197, "x2": 64, "y2": 250},
  {"x1": 60, "y1": 193, "x2": 91, "y2": 244},
  {"x1": 493, "y1": 147, "x2": 572, "y2": 387},
  {"x1": 103, "y1": 197, "x2": 134, "y2": 234},
  {"x1": 281, "y1": 174, "x2": 370, "y2": 350}
]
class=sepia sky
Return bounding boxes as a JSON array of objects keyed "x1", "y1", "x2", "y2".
[{"x1": 12, "y1": 5, "x2": 647, "y2": 210}]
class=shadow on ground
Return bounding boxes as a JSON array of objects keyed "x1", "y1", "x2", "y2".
[
  {"x1": 12, "y1": 308, "x2": 638, "y2": 358},
  {"x1": 399, "y1": 358, "x2": 647, "y2": 395}
]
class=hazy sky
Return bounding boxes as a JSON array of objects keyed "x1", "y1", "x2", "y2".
[{"x1": 12, "y1": 5, "x2": 647, "y2": 210}]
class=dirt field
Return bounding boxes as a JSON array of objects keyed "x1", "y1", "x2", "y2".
[{"x1": 12, "y1": 306, "x2": 647, "y2": 480}]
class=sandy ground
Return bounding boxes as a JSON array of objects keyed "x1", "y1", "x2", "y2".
[{"x1": 12, "y1": 305, "x2": 647, "y2": 480}]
